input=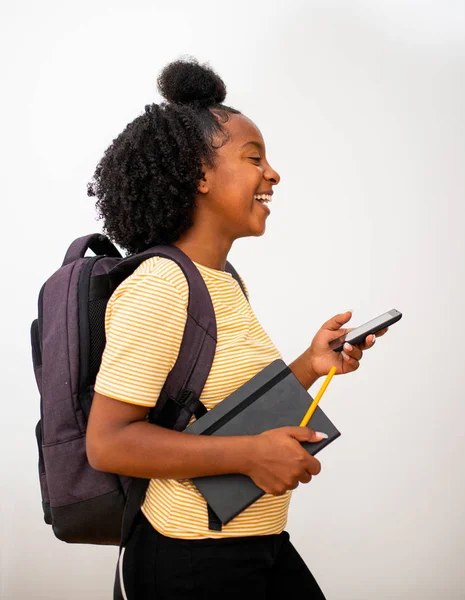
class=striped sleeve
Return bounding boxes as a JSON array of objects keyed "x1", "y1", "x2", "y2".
[{"x1": 94, "y1": 271, "x2": 187, "y2": 407}]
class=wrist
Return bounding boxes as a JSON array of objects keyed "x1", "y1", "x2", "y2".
[
  {"x1": 237, "y1": 435, "x2": 258, "y2": 476},
  {"x1": 289, "y1": 348, "x2": 320, "y2": 391},
  {"x1": 306, "y1": 349, "x2": 320, "y2": 383}
]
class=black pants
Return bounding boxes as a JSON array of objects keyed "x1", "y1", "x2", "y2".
[{"x1": 116, "y1": 512, "x2": 327, "y2": 599}]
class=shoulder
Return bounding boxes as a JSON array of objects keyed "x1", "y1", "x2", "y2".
[
  {"x1": 107, "y1": 256, "x2": 189, "y2": 318},
  {"x1": 134, "y1": 256, "x2": 188, "y2": 294}
]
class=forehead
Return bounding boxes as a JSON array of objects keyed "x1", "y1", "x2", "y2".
[{"x1": 222, "y1": 113, "x2": 265, "y2": 151}]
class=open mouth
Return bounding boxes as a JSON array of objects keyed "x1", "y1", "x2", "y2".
[{"x1": 254, "y1": 194, "x2": 272, "y2": 205}]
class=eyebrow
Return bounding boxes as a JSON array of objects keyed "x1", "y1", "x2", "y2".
[{"x1": 239, "y1": 141, "x2": 264, "y2": 151}]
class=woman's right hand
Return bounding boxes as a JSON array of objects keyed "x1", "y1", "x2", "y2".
[{"x1": 245, "y1": 427, "x2": 325, "y2": 496}]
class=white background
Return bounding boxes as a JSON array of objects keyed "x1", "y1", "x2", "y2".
[{"x1": 2, "y1": 1, "x2": 465, "y2": 598}]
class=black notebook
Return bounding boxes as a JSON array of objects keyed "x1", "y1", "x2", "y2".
[{"x1": 185, "y1": 359, "x2": 341, "y2": 526}]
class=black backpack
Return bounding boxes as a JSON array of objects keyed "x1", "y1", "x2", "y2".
[{"x1": 30, "y1": 233, "x2": 248, "y2": 547}]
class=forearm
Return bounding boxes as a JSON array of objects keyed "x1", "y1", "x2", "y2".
[
  {"x1": 88, "y1": 350, "x2": 319, "y2": 480},
  {"x1": 88, "y1": 420, "x2": 254, "y2": 480},
  {"x1": 288, "y1": 348, "x2": 319, "y2": 390}
]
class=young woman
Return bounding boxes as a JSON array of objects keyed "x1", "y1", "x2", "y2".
[{"x1": 86, "y1": 57, "x2": 387, "y2": 599}]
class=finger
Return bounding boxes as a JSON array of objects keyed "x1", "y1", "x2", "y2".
[
  {"x1": 299, "y1": 471, "x2": 313, "y2": 484},
  {"x1": 288, "y1": 427, "x2": 328, "y2": 443},
  {"x1": 343, "y1": 342, "x2": 363, "y2": 361},
  {"x1": 359, "y1": 334, "x2": 376, "y2": 351},
  {"x1": 375, "y1": 327, "x2": 389, "y2": 338},
  {"x1": 360, "y1": 327, "x2": 389, "y2": 350},
  {"x1": 322, "y1": 310, "x2": 353, "y2": 332},
  {"x1": 341, "y1": 351, "x2": 360, "y2": 371},
  {"x1": 328, "y1": 327, "x2": 354, "y2": 350},
  {"x1": 305, "y1": 456, "x2": 321, "y2": 476}
]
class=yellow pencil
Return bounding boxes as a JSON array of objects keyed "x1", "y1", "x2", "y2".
[{"x1": 299, "y1": 366, "x2": 337, "y2": 427}]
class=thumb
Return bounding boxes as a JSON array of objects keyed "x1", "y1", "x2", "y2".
[
  {"x1": 287, "y1": 426, "x2": 328, "y2": 443},
  {"x1": 322, "y1": 310, "x2": 353, "y2": 332}
]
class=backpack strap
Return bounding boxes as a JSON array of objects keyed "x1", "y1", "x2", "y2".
[
  {"x1": 110, "y1": 245, "x2": 248, "y2": 434},
  {"x1": 63, "y1": 233, "x2": 122, "y2": 266},
  {"x1": 225, "y1": 261, "x2": 248, "y2": 300},
  {"x1": 113, "y1": 245, "x2": 232, "y2": 546},
  {"x1": 109, "y1": 244, "x2": 217, "y2": 428}
]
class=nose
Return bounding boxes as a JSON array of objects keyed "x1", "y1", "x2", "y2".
[{"x1": 265, "y1": 163, "x2": 280, "y2": 186}]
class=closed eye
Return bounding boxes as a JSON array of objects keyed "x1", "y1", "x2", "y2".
[{"x1": 248, "y1": 156, "x2": 262, "y2": 162}]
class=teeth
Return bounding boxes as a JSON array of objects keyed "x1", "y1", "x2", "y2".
[{"x1": 254, "y1": 194, "x2": 272, "y2": 203}]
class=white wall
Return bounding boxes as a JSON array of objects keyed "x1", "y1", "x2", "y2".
[{"x1": 2, "y1": 1, "x2": 464, "y2": 598}]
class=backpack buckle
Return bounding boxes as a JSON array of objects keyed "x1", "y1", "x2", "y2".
[
  {"x1": 174, "y1": 389, "x2": 207, "y2": 419},
  {"x1": 174, "y1": 389, "x2": 196, "y2": 407}
]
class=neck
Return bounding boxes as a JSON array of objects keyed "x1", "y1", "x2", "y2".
[{"x1": 172, "y1": 229, "x2": 233, "y2": 272}]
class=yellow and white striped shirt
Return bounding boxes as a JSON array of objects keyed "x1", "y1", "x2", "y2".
[{"x1": 94, "y1": 256, "x2": 291, "y2": 539}]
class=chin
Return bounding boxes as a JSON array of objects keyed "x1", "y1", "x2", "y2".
[
  {"x1": 234, "y1": 226, "x2": 266, "y2": 240},
  {"x1": 250, "y1": 225, "x2": 266, "y2": 238},
  {"x1": 235, "y1": 216, "x2": 268, "y2": 239}
]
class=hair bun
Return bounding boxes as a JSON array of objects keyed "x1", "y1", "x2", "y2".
[{"x1": 157, "y1": 56, "x2": 227, "y2": 108}]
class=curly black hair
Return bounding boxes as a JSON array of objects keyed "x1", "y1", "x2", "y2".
[{"x1": 87, "y1": 56, "x2": 241, "y2": 255}]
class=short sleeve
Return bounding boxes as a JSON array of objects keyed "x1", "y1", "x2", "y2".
[{"x1": 94, "y1": 271, "x2": 187, "y2": 407}]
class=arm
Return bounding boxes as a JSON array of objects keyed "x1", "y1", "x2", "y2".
[
  {"x1": 87, "y1": 268, "x2": 322, "y2": 491},
  {"x1": 86, "y1": 391, "x2": 323, "y2": 495},
  {"x1": 87, "y1": 342, "x2": 322, "y2": 482},
  {"x1": 86, "y1": 391, "x2": 254, "y2": 479},
  {"x1": 289, "y1": 347, "x2": 319, "y2": 390}
]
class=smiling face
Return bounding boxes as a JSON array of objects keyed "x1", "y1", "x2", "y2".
[{"x1": 194, "y1": 112, "x2": 281, "y2": 242}]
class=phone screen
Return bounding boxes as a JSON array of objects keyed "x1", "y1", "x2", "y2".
[
  {"x1": 329, "y1": 309, "x2": 402, "y2": 351},
  {"x1": 346, "y1": 312, "x2": 394, "y2": 341}
]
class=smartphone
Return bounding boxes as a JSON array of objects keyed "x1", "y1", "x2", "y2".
[{"x1": 329, "y1": 309, "x2": 402, "y2": 352}]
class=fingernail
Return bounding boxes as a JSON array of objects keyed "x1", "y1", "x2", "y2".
[
  {"x1": 343, "y1": 342, "x2": 352, "y2": 351},
  {"x1": 316, "y1": 432, "x2": 328, "y2": 440},
  {"x1": 341, "y1": 351, "x2": 349, "y2": 360}
]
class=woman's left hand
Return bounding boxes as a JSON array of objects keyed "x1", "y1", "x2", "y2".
[{"x1": 308, "y1": 311, "x2": 388, "y2": 377}]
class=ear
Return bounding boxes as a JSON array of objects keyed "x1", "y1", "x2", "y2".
[{"x1": 197, "y1": 164, "x2": 211, "y2": 195}]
